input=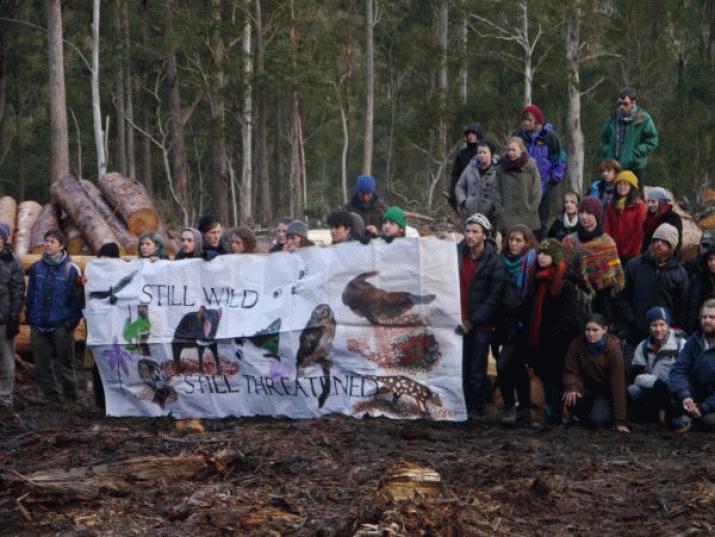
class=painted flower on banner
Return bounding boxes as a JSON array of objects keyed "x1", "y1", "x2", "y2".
[{"x1": 103, "y1": 337, "x2": 133, "y2": 394}]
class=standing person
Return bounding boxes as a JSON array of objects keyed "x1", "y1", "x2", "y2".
[
  {"x1": 563, "y1": 314, "x2": 630, "y2": 432},
  {"x1": 0, "y1": 223, "x2": 24, "y2": 413},
  {"x1": 198, "y1": 214, "x2": 225, "y2": 259},
  {"x1": 514, "y1": 104, "x2": 567, "y2": 237},
  {"x1": 494, "y1": 225, "x2": 538, "y2": 425},
  {"x1": 284, "y1": 220, "x2": 314, "y2": 252},
  {"x1": 137, "y1": 232, "x2": 167, "y2": 261},
  {"x1": 344, "y1": 174, "x2": 387, "y2": 237},
  {"x1": 270, "y1": 218, "x2": 292, "y2": 253},
  {"x1": 684, "y1": 230, "x2": 715, "y2": 276},
  {"x1": 174, "y1": 228, "x2": 204, "y2": 260},
  {"x1": 599, "y1": 87, "x2": 659, "y2": 180},
  {"x1": 669, "y1": 299, "x2": 715, "y2": 432},
  {"x1": 686, "y1": 243, "x2": 715, "y2": 333},
  {"x1": 628, "y1": 307, "x2": 686, "y2": 427},
  {"x1": 603, "y1": 170, "x2": 647, "y2": 266},
  {"x1": 547, "y1": 191, "x2": 580, "y2": 241},
  {"x1": 589, "y1": 159, "x2": 621, "y2": 217},
  {"x1": 456, "y1": 213, "x2": 505, "y2": 419},
  {"x1": 454, "y1": 140, "x2": 501, "y2": 226},
  {"x1": 498, "y1": 137, "x2": 542, "y2": 236},
  {"x1": 526, "y1": 239, "x2": 584, "y2": 428},
  {"x1": 642, "y1": 187, "x2": 682, "y2": 254},
  {"x1": 621, "y1": 223, "x2": 689, "y2": 348},
  {"x1": 27, "y1": 229, "x2": 83, "y2": 404},
  {"x1": 562, "y1": 196, "x2": 625, "y2": 322},
  {"x1": 449, "y1": 123, "x2": 485, "y2": 210},
  {"x1": 223, "y1": 227, "x2": 257, "y2": 254}
]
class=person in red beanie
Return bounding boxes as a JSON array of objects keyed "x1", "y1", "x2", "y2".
[{"x1": 513, "y1": 104, "x2": 567, "y2": 239}]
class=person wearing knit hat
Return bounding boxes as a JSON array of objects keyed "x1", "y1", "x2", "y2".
[
  {"x1": 642, "y1": 187, "x2": 682, "y2": 255},
  {"x1": 514, "y1": 103, "x2": 568, "y2": 239},
  {"x1": 0, "y1": 220, "x2": 23, "y2": 411},
  {"x1": 628, "y1": 305, "x2": 686, "y2": 427},
  {"x1": 285, "y1": 220, "x2": 313, "y2": 252},
  {"x1": 137, "y1": 231, "x2": 167, "y2": 260},
  {"x1": 604, "y1": 169, "x2": 647, "y2": 266},
  {"x1": 527, "y1": 236, "x2": 583, "y2": 428},
  {"x1": 344, "y1": 174, "x2": 387, "y2": 235},
  {"x1": 382, "y1": 206, "x2": 407, "y2": 240},
  {"x1": 578, "y1": 196, "x2": 603, "y2": 222},
  {"x1": 621, "y1": 221, "x2": 688, "y2": 347}
]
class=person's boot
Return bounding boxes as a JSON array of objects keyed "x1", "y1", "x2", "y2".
[
  {"x1": 500, "y1": 406, "x2": 516, "y2": 426},
  {"x1": 516, "y1": 406, "x2": 531, "y2": 425}
]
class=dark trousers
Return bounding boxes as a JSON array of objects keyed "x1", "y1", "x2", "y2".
[
  {"x1": 463, "y1": 331, "x2": 492, "y2": 414},
  {"x1": 529, "y1": 343, "x2": 566, "y2": 421},
  {"x1": 496, "y1": 343, "x2": 531, "y2": 410},
  {"x1": 31, "y1": 326, "x2": 78, "y2": 401},
  {"x1": 569, "y1": 383, "x2": 615, "y2": 425},
  {"x1": 628, "y1": 379, "x2": 677, "y2": 423},
  {"x1": 537, "y1": 184, "x2": 554, "y2": 240}
]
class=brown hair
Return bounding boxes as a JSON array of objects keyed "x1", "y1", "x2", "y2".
[
  {"x1": 506, "y1": 224, "x2": 538, "y2": 251},
  {"x1": 227, "y1": 226, "x2": 257, "y2": 253},
  {"x1": 600, "y1": 159, "x2": 621, "y2": 173}
]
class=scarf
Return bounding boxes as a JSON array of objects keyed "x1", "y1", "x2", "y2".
[
  {"x1": 576, "y1": 222, "x2": 603, "y2": 243},
  {"x1": 615, "y1": 105, "x2": 637, "y2": 158},
  {"x1": 502, "y1": 253, "x2": 524, "y2": 281},
  {"x1": 500, "y1": 151, "x2": 529, "y2": 172},
  {"x1": 615, "y1": 195, "x2": 626, "y2": 211},
  {"x1": 503, "y1": 248, "x2": 537, "y2": 299},
  {"x1": 563, "y1": 212, "x2": 578, "y2": 229},
  {"x1": 563, "y1": 232, "x2": 624, "y2": 294},
  {"x1": 584, "y1": 333, "x2": 608, "y2": 357},
  {"x1": 43, "y1": 250, "x2": 68, "y2": 266}
]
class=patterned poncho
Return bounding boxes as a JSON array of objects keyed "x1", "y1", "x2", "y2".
[{"x1": 562, "y1": 232, "x2": 624, "y2": 295}]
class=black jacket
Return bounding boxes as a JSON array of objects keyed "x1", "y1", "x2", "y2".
[
  {"x1": 0, "y1": 245, "x2": 24, "y2": 327},
  {"x1": 641, "y1": 208, "x2": 683, "y2": 254},
  {"x1": 458, "y1": 240, "x2": 505, "y2": 329},
  {"x1": 526, "y1": 272, "x2": 584, "y2": 348},
  {"x1": 449, "y1": 144, "x2": 478, "y2": 209},
  {"x1": 687, "y1": 244, "x2": 715, "y2": 333},
  {"x1": 621, "y1": 252, "x2": 689, "y2": 342},
  {"x1": 344, "y1": 193, "x2": 387, "y2": 230},
  {"x1": 547, "y1": 214, "x2": 578, "y2": 242}
]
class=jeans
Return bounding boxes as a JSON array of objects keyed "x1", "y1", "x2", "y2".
[
  {"x1": 0, "y1": 325, "x2": 14, "y2": 407},
  {"x1": 463, "y1": 330, "x2": 492, "y2": 414},
  {"x1": 31, "y1": 325, "x2": 78, "y2": 401}
]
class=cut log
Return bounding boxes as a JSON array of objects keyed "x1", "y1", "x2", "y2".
[
  {"x1": 81, "y1": 179, "x2": 137, "y2": 254},
  {"x1": 63, "y1": 224, "x2": 88, "y2": 256},
  {"x1": 643, "y1": 185, "x2": 702, "y2": 261},
  {"x1": 29, "y1": 204, "x2": 61, "y2": 254},
  {"x1": 21, "y1": 254, "x2": 91, "y2": 273},
  {"x1": 157, "y1": 223, "x2": 177, "y2": 256},
  {"x1": 0, "y1": 195, "x2": 18, "y2": 242},
  {"x1": 13, "y1": 201, "x2": 42, "y2": 256},
  {"x1": 51, "y1": 175, "x2": 120, "y2": 253},
  {"x1": 14, "y1": 320, "x2": 86, "y2": 353},
  {"x1": 99, "y1": 172, "x2": 159, "y2": 235}
]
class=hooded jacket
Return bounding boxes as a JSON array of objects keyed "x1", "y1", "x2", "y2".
[
  {"x1": 27, "y1": 251, "x2": 82, "y2": 331},
  {"x1": 513, "y1": 123, "x2": 567, "y2": 192},
  {"x1": 454, "y1": 159, "x2": 501, "y2": 226},
  {"x1": 174, "y1": 227, "x2": 204, "y2": 260},
  {"x1": 344, "y1": 192, "x2": 387, "y2": 230},
  {"x1": 669, "y1": 333, "x2": 715, "y2": 414},
  {"x1": 599, "y1": 106, "x2": 659, "y2": 171},
  {"x1": 0, "y1": 244, "x2": 24, "y2": 327},
  {"x1": 449, "y1": 123, "x2": 486, "y2": 209}
]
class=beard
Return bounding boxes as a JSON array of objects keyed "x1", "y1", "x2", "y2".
[{"x1": 702, "y1": 324, "x2": 715, "y2": 337}]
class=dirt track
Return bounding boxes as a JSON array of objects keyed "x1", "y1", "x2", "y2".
[{"x1": 2, "y1": 373, "x2": 715, "y2": 537}]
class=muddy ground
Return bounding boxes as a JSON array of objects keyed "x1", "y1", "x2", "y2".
[{"x1": 1, "y1": 368, "x2": 715, "y2": 537}]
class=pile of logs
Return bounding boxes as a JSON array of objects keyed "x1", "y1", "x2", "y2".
[{"x1": 0, "y1": 172, "x2": 174, "y2": 257}]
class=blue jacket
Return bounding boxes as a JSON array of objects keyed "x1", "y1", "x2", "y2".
[
  {"x1": 669, "y1": 333, "x2": 715, "y2": 414},
  {"x1": 27, "y1": 253, "x2": 82, "y2": 331},
  {"x1": 514, "y1": 123, "x2": 567, "y2": 193}
]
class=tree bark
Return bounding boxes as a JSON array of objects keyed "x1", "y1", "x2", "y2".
[
  {"x1": 81, "y1": 179, "x2": 137, "y2": 254},
  {"x1": 51, "y1": 175, "x2": 120, "y2": 253},
  {"x1": 437, "y1": 0, "x2": 449, "y2": 155},
  {"x1": 120, "y1": 0, "x2": 136, "y2": 179},
  {"x1": 98, "y1": 172, "x2": 159, "y2": 235},
  {"x1": 255, "y1": 0, "x2": 272, "y2": 225},
  {"x1": 289, "y1": 0, "x2": 304, "y2": 217},
  {"x1": 459, "y1": 0, "x2": 468, "y2": 106},
  {"x1": 210, "y1": 0, "x2": 229, "y2": 224},
  {"x1": 14, "y1": 201, "x2": 42, "y2": 256},
  {"x1": 240, "y1": 0, "x2": 253, "y2": 225},
  {"x1": 566, "y1": 5, "x2": 585, "y2": 195},
  {"x1": 62, "y1": 224, "x2": 88, "y2": 256},
  {"x1": 30, "y1": 204, "x2": 61, "y2": 254},
  {"x1": 274, "y1": 96, "x2": 286, "y2": 215},
  {"x1": 47, "y1": 0, "x2": 70, "y2": 182},
  {"x1": 166, "y1": 45, "x2": 189, "y2": 223},
  {"x1": 91, "y1": 0, "x2": 107, "y2": 178},
  {"x1": 521, "y1": 1, "x2": 532, "y2": 105},
  {"x1": 362, "y1": 0, "x2": 374, "y2": 175},
  {"x1": 141, "y1": 98, "x2": 153, "y2": 195}
]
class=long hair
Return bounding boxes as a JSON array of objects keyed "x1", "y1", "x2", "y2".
[{"x1": 506, "y1": 224, "x2": 538, "y2": 253}]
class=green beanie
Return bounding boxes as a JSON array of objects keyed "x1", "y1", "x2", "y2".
[
  {"x1": 383, "y1": 206, "x2": 407, "y2": 228},
  {"x1": 537, "y1": 238, "x2": 564, "y2": 263}
]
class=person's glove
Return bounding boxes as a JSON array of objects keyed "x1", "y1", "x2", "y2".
[
  {"x1": 455, "y1": 320, "x2": 473, "y2": 335},
  {"x1": 5, "y1": 323, "x2": 19, "y2": 339}
]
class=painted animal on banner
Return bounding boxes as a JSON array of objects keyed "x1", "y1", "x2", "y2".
[
  {"x1": 364, "y1": 374, "x2": 443, "y2": 416},
  {"x1": 296, "y1": 304, "x2": 336, "y2": 408},
  {"x1": 89, "y1": 270, "x2": 138, "y2": 305},
  {"x1": 137, "y1": 359, "x2": 177, "y2": 408},
  {"x1": 172, "y1": 306, "x2": 223, "y2": 373},
  {"x1": 342, "y1": 271, "x2": 436, "y2": 325},
  {"x1": 235, "y1": 318, "x2": 281, "y2": 360},
  {"x1": 123, "y1": 304, "x2": 151, "y2": 356}
]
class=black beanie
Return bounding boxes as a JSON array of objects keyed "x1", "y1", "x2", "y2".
[{"x1": 97, "y1": 242, "x2": 120, "y2": 258}]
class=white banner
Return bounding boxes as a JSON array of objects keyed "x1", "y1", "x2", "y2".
[{"x1": 85, "y1": 237, "x2": 466, "y2": 420}]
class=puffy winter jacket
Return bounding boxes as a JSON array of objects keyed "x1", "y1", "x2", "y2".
[
  {"x1": 669, "y1": 333, "x2": 715, "y2": 414},
  {"x1": 27, "y1": 253, "x2": 82, "y2": 331},
  {"x1": 514, "y1": 123, "x2": 567, "y2": 192},
  {"x1": 454, "y1": 160, "x2": 501, "y2": 226},
  {"x1": 0, "y1": 245, "x2": 24, "y2": 326},
  {"x1": 632, "y1": 329, "x2": 686, "y2": 385},
  {"x1": 457, "y1": 240, "x2": 505, "y2": 329}
]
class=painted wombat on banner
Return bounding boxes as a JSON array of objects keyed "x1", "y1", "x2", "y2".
[
  {"x1": 138, "y1": 359, "x2": 176, "y2": 408},
  {"x1": 172, "y1": 306, "x2": 223, "y2": 373}
]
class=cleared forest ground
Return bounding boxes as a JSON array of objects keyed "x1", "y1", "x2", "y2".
[{"x1": 1, "y1": 373, "x2": 715, "y2": 537}]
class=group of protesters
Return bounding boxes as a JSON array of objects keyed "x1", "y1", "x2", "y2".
[{"x1": 1, "y1": 87, "x2": 714, "y2": 435}]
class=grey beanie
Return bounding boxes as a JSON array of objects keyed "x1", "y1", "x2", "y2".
[
  {"x1": 652, "y1": 223, "x2": 679, "y2": 250},
  {"x1": 286, "y1": 220, "x2": 308, "y2": 240},
  {"x1": 646, "y1": 187, "x2": 671, "y2": 203}
]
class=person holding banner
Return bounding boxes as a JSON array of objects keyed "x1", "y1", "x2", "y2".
[
  {"x1": 224, "y1": 227, "x2": 257, "y2": 254},
  {"x1": 456, "y1": 213, "x2": 505, "y2": 419},
  {"x1": 27, "y1": 229, "x2": 83, "y2": 405},
  {"x1": 381, "y1": 206, "x2": 408, "y2": 241},
  {"x1": 175, "y1": 228, "x2": 204, "y2": 260},
  {"x1": 285, "y1": 221, "x2": 314, "y2": 252},
  {"x1": 198, "y1": 214, "x2": 225, "y2": 259},
  {"x1": 137, "y1": 232, "x2": 168, "y2": 261},
  {"x1": 0, "y1": 223, "x2": 24, "y2": 415}
]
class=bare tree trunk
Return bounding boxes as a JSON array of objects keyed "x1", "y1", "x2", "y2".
[
  {"x1": 91, "y1": 0, "x2": 107, "y2": 178},
  {"x1": 459, "y1": 1, "x2": 468, "y2": 106},
  {"x1": 566, "y1": 4, "x2": 584, "y2": 195},
  {"x1": 275, "y1": 97, "x2": 286, "y2": 215},
  {"x1": 210, "y1": 0, "x2": 229, "y2": 224},
  {"x1": 166, "y1": 45, "x2": 189, "y2": 223},
  {"x1": 362, "y1": 0, "x2": 374, "y2": 175},
  {"x1": 141, "y1": 99, "x2": 153, "y2": 195},
  {"x1": 255, "y1": 0, "x2": 271, "y2": 225},
  {"x1": 521, "y1": 0, "x2": 532, "y2": 105},
  {"x1": 47, "y1": 0, "x2": 70, "y2": 182},
  {"x1": 240, "y1": 0, "x2": 253, "y2": 225},
  {"x1": 335, "y1": 83, "x2": 349, "y2": 204},
  {"x1": 114, "y1": 67, "x2": 127, "y2": 175},
  {"x1": 120, "y1": 0, "x2": 136, "y2": 179},
  {"x1": 289, "y1": 0, "x2": 304, "y2": 218},
  {"x1": 437, "y1": 0, "x2": 448, "y2": 155}
]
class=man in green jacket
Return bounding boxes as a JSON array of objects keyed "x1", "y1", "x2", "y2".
[{"x1": 599, "y1": 88, "x2": 658, "y2": 179}]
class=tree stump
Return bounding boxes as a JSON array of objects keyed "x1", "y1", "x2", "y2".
[
  {"x1": 14, "y1": 201, "x2": 43, "y2": 256},
  {"x1": 99, "y1": 172, "x2": 159, "y2": 235},
  {"x1": 81, "y1": 179, "x2": 137, "y2": 254},
  {"x1": 29, "y1": 204, "x2": 61, "y2": 254}
]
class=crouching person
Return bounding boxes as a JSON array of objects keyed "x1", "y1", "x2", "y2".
[
  {"x1": 27, "y1": 229, "x2": 83, "y2": 404},
  {"x1": 563, "y1": 314, "x2": 630, "y2": 432},
  {"x1": 669, "y1": 299, "x2": 715, "y2": 432},
  {"x1": 457, "y1": 213, "x2": 505, "y2": 419},
  {"x1": 628, "y1": 307, "x2": 686, "y2": 427}
]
